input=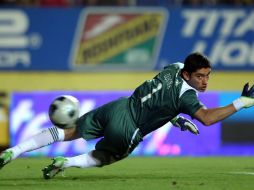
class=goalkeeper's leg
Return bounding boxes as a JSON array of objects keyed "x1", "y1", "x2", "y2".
[
  {"x1": 64, "y1": 150, "x2": 121, "y2": 168},
  {"x1": 0, "y1": 127, "x2": 80, "y2": 169},
  {"x1": 42, "y1": 150, "x2": 123, "y2": 179}
]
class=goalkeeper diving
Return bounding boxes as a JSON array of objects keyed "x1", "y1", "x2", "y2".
[{"x1": 1, "y1": 52, "x2": 254, "y2": 179}]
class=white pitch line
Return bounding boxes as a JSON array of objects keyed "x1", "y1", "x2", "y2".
[{"x1": 230, "y1": 172, "x2": 254, "y2": 175}]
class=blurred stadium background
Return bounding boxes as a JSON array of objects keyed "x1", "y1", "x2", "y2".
[{"x1": 0, "y1": 0, "x2": 254, "y2": 159}]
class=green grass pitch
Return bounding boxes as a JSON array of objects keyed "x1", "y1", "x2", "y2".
[{"x1": 0, "y1": 157, "x2": 254, "y2": 190}]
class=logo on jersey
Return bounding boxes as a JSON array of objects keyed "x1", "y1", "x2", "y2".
[
  {"x1": 164, "y1": 73, "x2": 173, "y2": 89},
  {"x1": 71, "y1": 8, "x2": 168, "y2": 71}
]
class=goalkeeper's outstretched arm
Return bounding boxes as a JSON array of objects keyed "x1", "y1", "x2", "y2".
[{"x1": 194, "y1": 83, "x2": 254, "y2": 126}]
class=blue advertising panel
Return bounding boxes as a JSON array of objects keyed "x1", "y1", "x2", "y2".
[
  {"x1": 219, "y1": 92, "x2": 254, "y2": 121},
  {"x1": 0, "y1": 8, "x2": 79, "y2": 71},
  {"x1": 0, "y1": 7, "x2": 253, "y2": 71},
  {"x1": 157, "y1": 7, "x2": 254, "y2": 70},
  {"x1": 219, "y1": 92, "x2": 254, "y2": 155}
]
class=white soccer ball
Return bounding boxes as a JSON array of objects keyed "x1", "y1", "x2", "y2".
[{"x1": 48, "y1": 95, "x2": 80, "y2": 129}]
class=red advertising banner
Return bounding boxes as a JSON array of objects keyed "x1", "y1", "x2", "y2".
[{"x1": 71, "y1": 8, "x2": 168, "y2": 71}]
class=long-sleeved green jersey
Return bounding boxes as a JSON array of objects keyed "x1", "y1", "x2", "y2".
[{"x1": 129, "y1": 62, "x2": 204, "y2": 136}]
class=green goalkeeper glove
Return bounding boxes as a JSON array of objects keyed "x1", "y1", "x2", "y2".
[
  {"x1": 171, "y1": 116, "x2": 199, "y2": 135},
  {"x1": 233, "y1": 83, "x2": 254, "y2": 111}
]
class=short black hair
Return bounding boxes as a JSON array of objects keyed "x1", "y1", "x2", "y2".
[{"x1": 182, "y1": 52, "x2": 211, "y2": 74}]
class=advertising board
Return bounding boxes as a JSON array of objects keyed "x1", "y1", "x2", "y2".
[
  {"x1": 0, "y1": 7, "x2": 253, "y2": 71},
  {"x1": 10, "y1": 91, "x2": 221, "y2": 157}
]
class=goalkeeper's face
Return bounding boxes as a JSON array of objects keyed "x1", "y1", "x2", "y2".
[{"x1": 184, "y1": 68, "x2": 211, "y2": 92}]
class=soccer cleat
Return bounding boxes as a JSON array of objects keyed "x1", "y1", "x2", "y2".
[
  {"x1": 0, "y1": 150, "x2": 13, "y2": 169},
  {"x1": 42, "y1": 156, "x2": 67, "y2": 179}
]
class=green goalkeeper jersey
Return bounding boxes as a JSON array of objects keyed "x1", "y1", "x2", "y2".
[
  {"x1": 129, "y1": 62, "x2": 204, "y2": 136},
  {"x1": 77, "y1": 62, "x2": 205, "y2": 156}
]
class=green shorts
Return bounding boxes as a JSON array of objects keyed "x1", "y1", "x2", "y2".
[{"x1": 76, "y1": 97, "x2": 143, "y2": 157}]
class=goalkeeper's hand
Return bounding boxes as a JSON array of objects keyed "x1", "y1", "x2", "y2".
[
  {"x1": 171, "y1": 116, "x2": 199, "y2": 135},
  {"x1": 233, "y1": 83, "x2": 254, "y2": 111}
]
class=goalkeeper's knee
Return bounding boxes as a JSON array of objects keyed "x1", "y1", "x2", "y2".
[{"x1": 91, "y1": 150, "x2": 123, "y2": 167}]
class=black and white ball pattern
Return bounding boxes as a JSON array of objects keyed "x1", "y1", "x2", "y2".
[{"x1": 48, "y1": 95, "x2": 80, "y2": 129}]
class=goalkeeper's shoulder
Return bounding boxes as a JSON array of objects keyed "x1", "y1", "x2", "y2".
[{"x1": 163, "y1": 62, "x2": 184, "y2": 70}]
